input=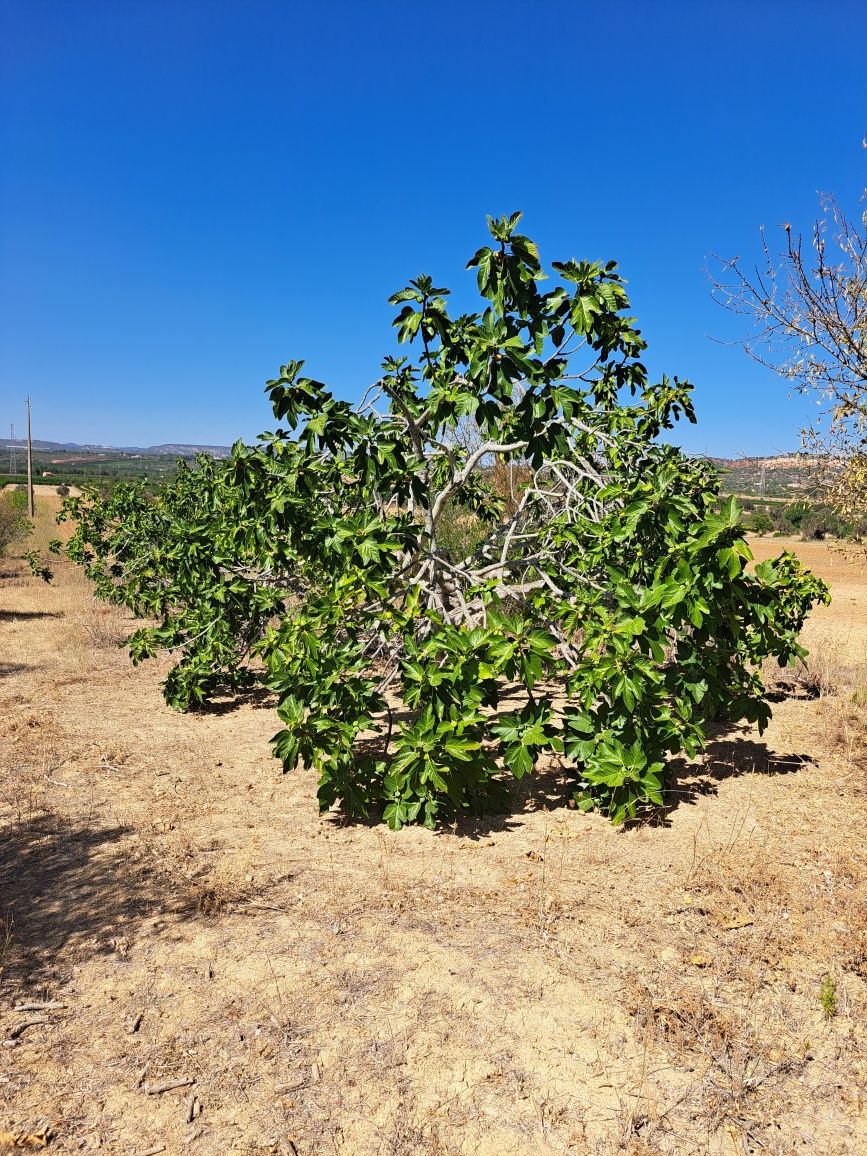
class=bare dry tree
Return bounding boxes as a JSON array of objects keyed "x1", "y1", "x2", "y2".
[{"x1": 710, "y1": 174, "x2": 867, "y2": 521}]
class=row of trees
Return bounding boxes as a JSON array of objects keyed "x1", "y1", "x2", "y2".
[
  {"x1": 57, "y1": 215, "x2": 829, "y2": 827},
  {"x1": 743, "y1": 499, "x2": 857, "y2": 540}
]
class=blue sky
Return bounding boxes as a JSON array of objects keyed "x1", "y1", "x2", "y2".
[{"x1": 1, "y1": 0, "x2": 865, "y2": 455}]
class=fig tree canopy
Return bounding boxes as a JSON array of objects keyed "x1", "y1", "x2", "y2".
[{"x1": 63, "y1": 213, "x2": 829, "y2": 826}]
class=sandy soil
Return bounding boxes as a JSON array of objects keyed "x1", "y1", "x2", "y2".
[
  {"x1": 1, "y1": 510, "x2": 865, "y2": 1155},
  {"x1": 2, "y1": 486, "x2": 83, "y2": 498}
]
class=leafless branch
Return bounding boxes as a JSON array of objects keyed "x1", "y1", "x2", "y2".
[{"x1": 709, "y1": 191, "x2": 867, "y2": 458}]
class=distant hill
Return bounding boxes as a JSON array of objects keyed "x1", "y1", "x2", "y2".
[
  {"x1": 0, "y1": 441, "x2": 836, "y2": 498},
  {"x1": 712, "y1": 454, "x2": 836, "y2": 500},
  {"x1": 0, "y1": 439, "x2": 233, "y2": 458},
  {"x1": 141, "y1": 443, "x2": 234, "y2": 458}
]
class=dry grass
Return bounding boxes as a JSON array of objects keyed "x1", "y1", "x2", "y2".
[
  {"x1": 0, "y1": 508, "x2": 865, "y2": 1153},
  {"x1": 762, "y1": 637, "x2": 867, "y2": 781}
]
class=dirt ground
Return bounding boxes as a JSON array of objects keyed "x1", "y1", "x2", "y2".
[{"x1": 1, "y1": 508, "x2": 865, "y2": 1155}]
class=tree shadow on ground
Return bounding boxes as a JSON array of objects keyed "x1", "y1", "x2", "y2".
[
  {"x1": 0, "y1": 662, "x2": 36, "y2": 678},
  {"x1": 445, "y1": 765, "x2": 577, "y2": 840},
  {"x1": 652, "y1": 725, "x2": 816, "y2": 827},
  {"x1": 766, "y1": 683, "x2": 821, "y2": 702},
  {"x1": 0, "y1": 609, "x2": 64, "y2": 622},
  {"x1": 324, "y1": 723, "x2": 818, "y2": 839},
  {"x1": 0, "y1": 816, "x2": 168, "y2": 995},
  {"x1": 193, "y1": 684, "x2": 278, "y2": 715},
  {"x1": 0, "y1": 814, "x2": 265, "y2": 997},
  {"x1": 441, "y1": 729, "x2": 815, "y2": 838},
  {"x1": 325, "y1": 762, "x2": 576, "y2": 841},
  {"x1": 450, "y1": 731, "x2": 814, "y2": 838}
]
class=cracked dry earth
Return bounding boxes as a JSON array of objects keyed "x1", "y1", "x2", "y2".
[{"x1": 1, "y1": 515, "x2": 866, "y2": 1155}]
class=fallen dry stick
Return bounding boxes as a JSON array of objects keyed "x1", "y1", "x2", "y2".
[
  {"x1": 723, "y1": 915, "x2": 755, "y2": 930},
  {"x1": 143, "y1": 1077, "x2": 195, "y2": 1095},
  {"x1": 127, "y1": 1010, "x2": 144, "y2": 1033},
  {"x1": 136, "y1": 1147, "x2": 166, "y2": 1156},
  {"x1": 13, "y1": 1001, "x2": 65, "y2": 1012},
  {"x1": 5, "y1": 1017, "x2": 49, "y2": 1041}
]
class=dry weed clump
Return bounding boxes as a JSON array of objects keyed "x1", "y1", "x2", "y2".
[
  {"x1": 760, "y1": 650, "x2": 848, "y2": 711},
  {"x1": 622, "y1": 967, "x2": 837, "y2": 1153},
  {"x1": 191, "y1": 860, "x2": 255, "y2": 916},
  {"x1": 683, "y1": 834, "x2": 785, "y2": 935},
  {"x1": 118, "y1": 820, "x2": 262, "y2": 919},
  {"x1": 0, "y1": 709, "x2": 66, "y2": 828},
  {"x1": 613, "y1": 817, "x2": 867, "y2": 1153},
  {"x1": 0, "y1": 910, "x2": 14, "y2": 987},
  {"x1": 762, "y1": 643, "x2": 867, "y2": 777},
  {"x1": 76, "y1": 598, "x2": 130, "y2": 650},
  {"x1": 819, "y1": 679, "x2": 867, "y2": 766}
]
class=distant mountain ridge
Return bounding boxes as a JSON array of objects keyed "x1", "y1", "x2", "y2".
[
  {"x1": 709, "y1": 453, "x2": 826, "y2": 471},
  {"x1": 0, "y1": 443, "x2": 833, "y2": 491},
  {"x1": 712, "y1": 453, "x2": 837, "y2": 500},
  {"x1": 0, "y1": 438, "x2": 233, "y2": 458}
]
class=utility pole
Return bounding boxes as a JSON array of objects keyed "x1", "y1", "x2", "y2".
[
  {"x1": 8, "y1": 423, "x2": 15, "y2": 475},
  {"x1": 25, "y1": 397, "x2": 34, "y2": 517}
]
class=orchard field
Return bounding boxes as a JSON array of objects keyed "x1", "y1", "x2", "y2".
[{"x1": 1, "y1": 497, "x2": 865, "y2": 1155}]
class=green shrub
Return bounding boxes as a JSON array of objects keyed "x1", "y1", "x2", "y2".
[
  {"x1": 801, "y1": 506, "x2": 854, "y2": 540},
  {"x1": 783, "y1": 500, "x2": 811, "y2": 531},
  {"x1": 0, "y1": 490, "x2": 32, "y2": 556}
]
